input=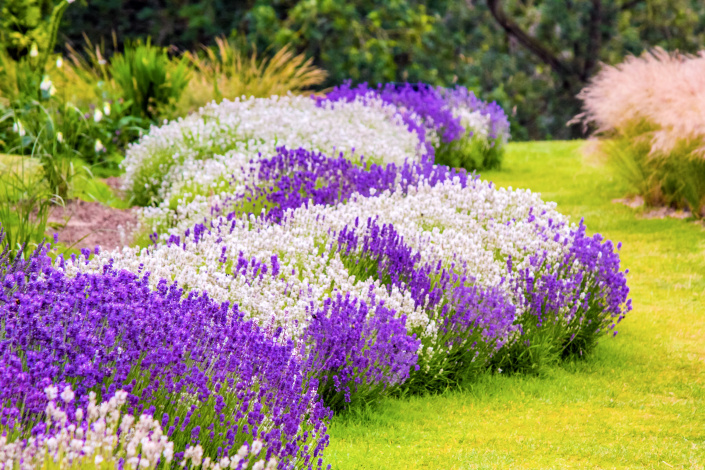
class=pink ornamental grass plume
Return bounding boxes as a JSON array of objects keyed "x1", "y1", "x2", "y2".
[
  {"x1": 576, "y1": 47, "x2": 705, "y2": 158},
  {"x1": 574, "y1": 48, "x2": 705, "y2": 216}
]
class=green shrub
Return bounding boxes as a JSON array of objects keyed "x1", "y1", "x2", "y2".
[
  {"x1": 0, "y1": 0, "x2": 74, "y2": 100},
  {"x1": 0, "y1": 153, "x2": 55, "y2": 259},
  {"x1": 435, "y1": 138, "x2": 505, "y2": 172},
  {"x1": 110, "y1": 39, "x2": 191, "y2": 120},
  {"x1": 1, "y1": 91, "x2": 149, "y2": 193},
  {"x1": 602, "y1": 135, "x2": 705, "y2": 216}
]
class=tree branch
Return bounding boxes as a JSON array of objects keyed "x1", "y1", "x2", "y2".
[
  {"x1": 621, "y1": 0, "x2": 645, "y2": 10},
  {"x1": 484, "y1": 0, "x2": 575, "y2": 87},
  {"x1": 582, "y1": 0, "x2": 602, "y2": 80}
]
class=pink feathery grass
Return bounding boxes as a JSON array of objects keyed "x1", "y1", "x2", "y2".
[{"x1": 576, "y1": 48, "x2": 705, "y2": 157}]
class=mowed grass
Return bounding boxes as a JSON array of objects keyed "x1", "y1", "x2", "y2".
[{"x1": 324, "y1": 141, "x2": 705, "y2": 469}]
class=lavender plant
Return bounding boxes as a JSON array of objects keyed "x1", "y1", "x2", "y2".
[
  {"x1": 305, "y1": 293, "x2": 419, "y2": 411},
  {"x1": 493, "y1": 221, "x2": 632, "y2": 374},
  {"x1": 1, "y1": 386, "x2": 179, "y2": 470},
  {"x1": 334, "y1": 219, "x2": 517, "y2": 392},
  {"x1": 320, "y1": 82, "x2": 511, "y2": 171},
  {"x1": 141, "y1": 145, "x2": 470, "y2": 236},
  {"x1": 121, "y1": 94, "x2": 424, "y2": 206}
]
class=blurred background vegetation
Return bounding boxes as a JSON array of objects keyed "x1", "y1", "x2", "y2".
[
  {"x1": 47, "y1": 0, "x2": 705, "y2": 140},
  {"x1": 1, "y1": 0, "x2": 704, "y2": 255}
]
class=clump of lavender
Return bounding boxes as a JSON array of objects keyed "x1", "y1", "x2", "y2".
[
  {"x1": 334, "y1": 219, "x2": 518, "y2": 392},
  {"x1": 0, "y1": 242, "x2": 330, "y2": 469},
  {"x1": 305, "y1": 293, "x2": 420, "y2": 411},
  {"x1": 439, "y1": 86, "x2": 511, "y2": 146},
  {"x1": 243, "y1": 146, "x2": 471, "y2": 223},
  {"x1": 320, "y1": 82, "x2": 511, "y2": 171},
  {"x1": 333, "y1": 215, "x2": 630, "y2": 386},
  {"x1": 434, "y1": 86, "x2": 510, "y2": 170},
  {"x1": 322, "y1": 82, "x2": 462, "y2": 156},
  {"x1": 492, "y1": 219, "x2": 632, "y2": 374},
  {"x1": 1, "y1": 385, "x2": 279, "y2": 470}
]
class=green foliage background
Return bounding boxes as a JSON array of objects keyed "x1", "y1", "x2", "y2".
[
  {"x1": 6, "y1": 0, "x2": 705, "y2": 140},
  {"x1": 0, "y1": 0, "x2": 53, "y2": 60}
]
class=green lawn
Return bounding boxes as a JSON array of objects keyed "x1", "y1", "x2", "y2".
[{"x1": 324, "y1": 141, "x2": 705, "y2": 469}]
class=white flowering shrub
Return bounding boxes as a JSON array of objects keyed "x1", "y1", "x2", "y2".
[
  {"x1": 0, "y1": 385, "x2": 278, "y2": 470},
  {"x1": 122, "y1": 94, "x2": 426, "y2": 206}
]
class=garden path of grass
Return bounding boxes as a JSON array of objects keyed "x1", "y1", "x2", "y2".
[{"x1": 324, "y1": 141, "x2": 705, "y2": 469}]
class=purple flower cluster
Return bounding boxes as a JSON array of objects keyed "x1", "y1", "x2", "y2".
[
  {"x1": 319, "y1": 81, "x2": 511, "y2": 169},
  {"x1": 159, "y1": 225, "x2": 423, "y2": 414},
  {"x1": 0, "y1": 243, "x2": 330, "y2": 469},
  {"x1": 486, "y1": 219, "x2": 632, "y2": 372},
  {"x1": 322, "y1": 82, "x2": 464, "y2": 155},
  {"x1": 305, "y1": 293, "x2": 419, "y2": 411},
  {"x1": 330, "y1": 212, "x2": 630, "y2": 385},
  {"x1": 439, "y1": 86, "x2": 511, "y2": 143},
  {"x1": 510, "y1": 220, "x2": 631, "y2": 355}
]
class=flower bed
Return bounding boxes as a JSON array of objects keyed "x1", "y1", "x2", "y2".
[
  {"x1": 122, "y1": 84, "x2": 509, "y2": 216},
  {"x1": 1, "y1": 244, "x2": 329, "y2": 469},
  {"x1": 1, "y1": 85, "x2": 629, "y2": 470}
]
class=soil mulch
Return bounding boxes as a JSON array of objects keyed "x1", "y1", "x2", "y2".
[
  {"x1": 103, "y1": 176, "x2": 127, "y2": 197},
  {"x1": 48, "y1": 199, "x2": 138, "y2": 251},
  {"x1": 612, "y1": 195, "x2": 694, "y2": 220}
]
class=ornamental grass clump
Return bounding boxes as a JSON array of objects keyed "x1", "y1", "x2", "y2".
[
  {"x1": 321, "y1": 82, "x2": 511, "y2": 171},
  {"x1": 110, "y1": 39, "x2": 191, "y2": 121},
  {"x1": 177, "y1": 37, "x2": 327, "y2": 116},
  {"x1": 575, "y1": 48, "x2": 705, "y2": 217},
  {"x1": 0, "y1": 239, "x2": 330, "y2": 469}
]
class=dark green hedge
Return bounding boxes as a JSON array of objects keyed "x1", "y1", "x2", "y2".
[{"x1": 41, "y1": 0, "x2": 704, "y2": 139}]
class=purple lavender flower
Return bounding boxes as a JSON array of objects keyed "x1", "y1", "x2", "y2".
[
  {"x1": 192, "y1": 146, "x2": 471, "y2": 228},
  {"x1": 305, "y1": 293, "x2": 419, "y2": 411},
  {"x1": 493, "y1": 219, "x2": 632, "y2": 370},
  {"x1": 321, "y1": 82, "x2": 464, "y2": 156},
  {"x1": 439, "y1": 86, "x2": 511, "y2": 143}
]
